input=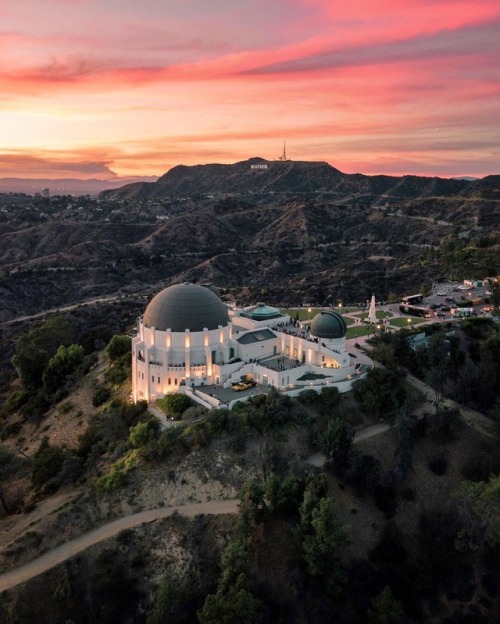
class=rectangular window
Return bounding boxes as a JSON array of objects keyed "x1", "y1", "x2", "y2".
[
  {"x1": 151, "y1": 376, "x2": 154, "y2": 383},
  {"x1": 174, "y1": 378, "x2": 177, "y2": 385},
  {"x1": 168, "y1": 378, "x2": 171, "y2": 385},
  {"x1": 157, "y1": 376, "x2": 160, "y2": 383}
]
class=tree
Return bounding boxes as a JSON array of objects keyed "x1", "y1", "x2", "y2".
[
  {"x1": 299, "y1": 473, "x2": 329, "y2": 528},
  {"x1": 198, "y1": 574, "x2": 264, "y2": 624},
  {"x1": 239, "y1": 477, "x2": 266, "y2": 529},
  {"x1": 368, "y1": 586, "x2": 404, "y2": 624},
  {"x1": 320, "y1": 417, "x2": 354, "y2": 474},
  {"x1": 198, "y1": 538, "x2": 265, "y2": 624},
  {"x1": 12, "y1": 315, "x2": 76, "y2": 391},
  {"x1": 455, "y1": 474, "x2": 500, "y2": 551},
  {"x1": 42, "y1": 344, "x2": 84, "y2": 398},
  {"x1": 106, "y1": 335, "x2": 132, "y2": 361},
  {"x1": 32, "y1": 437, "x2": 66, "y2": 489},
  {"x1": 425, "y1": 333, "x2": 450, "y2": 414},
  {"x1": 157, "y1": 394, "x2": 192, "y2": 419},
  {"x1": 0, "y1": 445, "x2": 26, "y2": 515},
  {"x1": 147, "y1": 568, "x2": 191, "y2": 624},
  {"x1": 353, "y1": 368, "x2": 406, "y2": 419},
  {"x1": 129, "y1": 418, "x2": 161, "y2": 448},
  {"x1": 302, "y1": 497, "x2": 349, "y2": 596}
]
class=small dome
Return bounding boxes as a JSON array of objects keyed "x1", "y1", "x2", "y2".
[
  {"x1": 201, "y1": 282, "x2": 221, "y2": 298},
  {"x1": 144, "y1": 283, "x2": 229, "y2": 332},
  {"x1": 310, "y1": 310, "x2": 347, "y2": 339}
]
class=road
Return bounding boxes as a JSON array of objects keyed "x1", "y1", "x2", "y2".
[{"x1": 0, "y1": 498, "x2": 238, "y2": 593}]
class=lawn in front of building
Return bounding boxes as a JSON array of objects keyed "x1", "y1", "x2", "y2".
[
  {"x1": 389, "y1": 316, "x2": 428, "y2": 327},
  {"x1": 346, "y1": 325, "x2": 379, "y2": 339},
  {"x1": 351, "y1": 310, "x2": 394, "y2": 320}
]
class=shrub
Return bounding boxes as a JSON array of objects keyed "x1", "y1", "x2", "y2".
[
  {"x1": 129, "y1": 418, "x2": 161, "y2": 448},
  {"x1": 92, "y1": 384, "x2": 111, "y2": 407},
  {"x1": 106, "y1": 335, "x2": 132, "y2": 361},
  {"x1": 32, "y1": 437, "x2": 66, "y2": 489},
  {"x1": 156, "y1": 394, "x2": 192, "y2": 419}
]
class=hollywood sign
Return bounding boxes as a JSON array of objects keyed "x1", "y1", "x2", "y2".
[{"x1": 250, "y1": 164, "x2": 268, "y2": 169}]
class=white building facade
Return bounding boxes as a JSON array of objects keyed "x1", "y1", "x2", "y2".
[{"x1": 132, "y1": 283, "x2": 358, "y2": 406}]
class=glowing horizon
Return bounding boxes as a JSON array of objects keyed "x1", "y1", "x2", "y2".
[{"x1": 1, "y1": 0, "x2": 499, "y2": 180}]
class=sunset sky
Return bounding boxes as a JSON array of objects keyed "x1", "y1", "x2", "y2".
[{"x1": 1, "y1": 0, "x2": 499, "y2": 180}]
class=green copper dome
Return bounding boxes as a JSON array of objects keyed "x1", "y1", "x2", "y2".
[
  {"x1": 310, "y1": 310, "x2": 347, "y2": 339},
  {"x1": 144, "y1": 283, "x2": 229, "y2": 332}
]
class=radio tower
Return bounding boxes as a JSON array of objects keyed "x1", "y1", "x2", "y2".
[{"x1": 278, "y1": 140, "x2": 288, "y2": 161}]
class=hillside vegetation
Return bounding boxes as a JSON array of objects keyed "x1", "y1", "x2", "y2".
[{"x1": 0, "y1": 314, "x2": 499, "y2": 623}]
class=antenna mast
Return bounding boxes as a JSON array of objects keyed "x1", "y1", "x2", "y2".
[{"x1": 279, "y1": 140, "x2": 288, "y2": 161}]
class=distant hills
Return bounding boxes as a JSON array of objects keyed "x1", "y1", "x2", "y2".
[
  {"x1": 0, "y1": 157, "x2": 498, "y2": 322},
  {"x1": 0, "y1": 176, "x2": 157, "y2": 196},
  {"x1": 98, "y1": 157, "x2": 494, "y2": 200}
]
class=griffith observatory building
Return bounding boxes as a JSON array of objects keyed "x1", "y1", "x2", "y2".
[{"x1": 132, "y1": 283, "x2": 363, "y2": 410}]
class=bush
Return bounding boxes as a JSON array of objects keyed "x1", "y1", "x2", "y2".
[
  {"x1": 129, "y1": 418, "x2": 161, "y2": 448},
  {"x1": 93, "y1": 384, "x2": 111, "y2": 407},
  {"x1": 0, "y1": 421, "x2": 23, "y2": 440},
  {"x1": 157, "y1": 394, "x2": 192, "y2": 418},
  {"x1": 104, "y1": 352, "x2": 131, "y2": 384},
  {"x1": 106, "y1": 335, "x2": 132, "y2": 361},
  {"x1": 32, "y1": 437, "x2": 66, "y2": 489}
]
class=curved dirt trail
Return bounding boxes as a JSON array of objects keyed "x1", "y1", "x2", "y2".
[{"x1": 0, "y1": 499, "x2": 238, "y2": 593}]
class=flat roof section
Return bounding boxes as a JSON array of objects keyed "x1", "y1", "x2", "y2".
[{"x1": 236, "y1": 328, "x2": 277, "y2": 344}]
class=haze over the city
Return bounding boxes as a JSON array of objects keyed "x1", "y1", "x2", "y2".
[{"x1": 1, "y1": 0, "x2": 499, "y2": 181}]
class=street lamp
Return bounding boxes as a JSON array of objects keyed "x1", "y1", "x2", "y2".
[{"x1": 308, "y1": 307, "x2": 312, "y2": 322}]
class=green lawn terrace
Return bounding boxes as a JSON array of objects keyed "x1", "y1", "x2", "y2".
[{"x1": 280, "y1": 306, "x2": 430, "y2": 338}]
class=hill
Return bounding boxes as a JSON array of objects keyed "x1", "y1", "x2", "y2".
[
  {"x1": 99, "y1": 157, "x2": 472, "y2": 200},
  {"x1": 0, "y1": 164, "x2": 498, "y2": 324}
]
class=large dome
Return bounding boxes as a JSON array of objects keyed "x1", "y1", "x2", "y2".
[
  {"x1": 310, "y1": 310, "x2": 347, "y2": 339},
  {"x1": 143, "y1": 283, "x2": 229, "y2": 332}
]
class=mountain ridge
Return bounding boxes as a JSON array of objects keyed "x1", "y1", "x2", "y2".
[{"x1": 99, "y1": 157, "x2": 479, "y2": 200}]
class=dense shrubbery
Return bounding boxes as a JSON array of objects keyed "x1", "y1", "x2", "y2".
[
  {"x1": 31, "y1": 437, "x2": 66, "y2": 490},
  {"x1": 156, "y1": 394, "x2": 193, "y2": 420},
  {"x1": 369, "y1": 320, "x2": 500, "y2": 415}
]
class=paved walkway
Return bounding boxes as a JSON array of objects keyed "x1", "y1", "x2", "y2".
[{"x1": 0, "y1": 499, "x2": 238, "y2": 593}]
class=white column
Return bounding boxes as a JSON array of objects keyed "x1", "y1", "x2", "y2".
[{"x1": 184, "y1": 329, "x2": 191, "y2": 380}]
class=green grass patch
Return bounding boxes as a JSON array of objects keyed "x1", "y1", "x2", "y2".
[
  {"x1": 351, "y1": 311, "x2": 393, "y2": 320},
  {"x1": 389, "y1": 317, "x2": 428, "y2": 327},
  {"x1": 346, "y1": 326, "x2": 376, "y2": 339}
]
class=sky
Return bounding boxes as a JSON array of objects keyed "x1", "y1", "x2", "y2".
[{"x1": 1, "y1": 0, "x2": 499, "y2": 180}]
